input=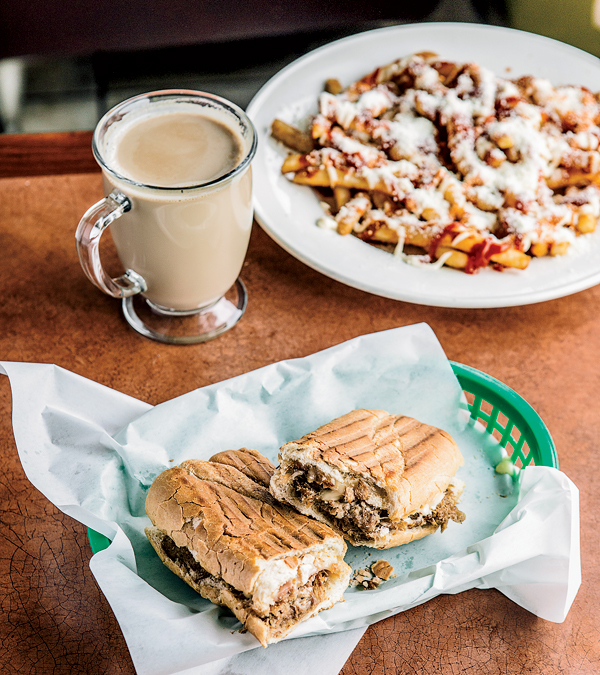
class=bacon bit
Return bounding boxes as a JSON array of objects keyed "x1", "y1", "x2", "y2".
[
  {"x1": 495, "y1": 96, "x2": 524, "y2": 119},
  {"x1": 344, "y1": 153, "x2": 371, "y2": 170}
]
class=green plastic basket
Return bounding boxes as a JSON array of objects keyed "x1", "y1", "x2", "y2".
[
  {"x1": 450, "y1": 361, "x2": 558, "y2": 470},
  {"x1": 87, "y1": 362, "x2": 557, "y2": 555}
]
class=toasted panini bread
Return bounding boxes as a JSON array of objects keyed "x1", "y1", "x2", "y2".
[
  {"x1": 145, "y1": 450, "x2": 351, "y2": 646},
  {"x1": 270, "y1": 410, "x2": 465, "y2": 549}
]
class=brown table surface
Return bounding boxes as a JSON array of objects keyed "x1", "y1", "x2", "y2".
[{"x1": 0, "y1": 132, "x2": 599, "y2": 675}]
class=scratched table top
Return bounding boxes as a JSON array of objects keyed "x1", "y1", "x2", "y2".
[{"x1": 0, "y1": 131, "x2": 598, "y2": 675}]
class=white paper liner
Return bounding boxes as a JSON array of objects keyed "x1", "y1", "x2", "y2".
[{"x1": 1, "y1": 324, "x2": 581, "y2": 675}]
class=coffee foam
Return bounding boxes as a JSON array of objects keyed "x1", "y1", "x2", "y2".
[{"x1": 103, "y1": 101, "x2": 247, "y2": 190}]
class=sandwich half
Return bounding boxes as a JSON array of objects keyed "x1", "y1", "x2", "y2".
[
  {"x1": 270, "y1": 410, "x2": 465, "y2": 549},
  {"x1": 145, "y1": 448, "x2": 351, "y2": 647}
]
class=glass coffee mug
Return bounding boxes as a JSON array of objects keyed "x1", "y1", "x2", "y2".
[{"x1": 76, "y1": 90, "x2": 257, "y2": 344}]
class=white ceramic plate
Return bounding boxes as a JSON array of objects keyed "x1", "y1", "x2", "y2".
[{"x1": 247, "y1": 22, "x2": 600, "y2": 308}]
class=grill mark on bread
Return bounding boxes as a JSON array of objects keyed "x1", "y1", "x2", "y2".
[
  {"x1": 181, "y1": 458, "x2": 277, "y2": 505},
  {"x1": 151, "y1": 468, "x2": 338, "y2": 563},
  {"x1": 146, "y1": 454, "x2": 351, "y2": 646},
  {"x1": 284, "y1": 412, "x2": 450, "y2": 482},
  {"x1": 315, "y1": 410, "x2": 411, "y2": 450},
  {"x1": 271, "y1": 410, "x2": 465, "y2": 548},
  {"x1": 307, "y1": 409, "x2": 381, "y2": 445},
  {"x1": 209, "y1": 448, "x2": 276, "y2": 487},
  {"x1": 402, "y1": 429, "x2": 442, "y2": 469}
]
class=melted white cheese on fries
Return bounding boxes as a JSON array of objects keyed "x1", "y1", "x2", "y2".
[{"x1": 274, "y1": 53, "x2": 600, "y2": 273}]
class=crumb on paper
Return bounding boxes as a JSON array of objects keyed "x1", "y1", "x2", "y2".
[
  {"x1": 351, "y1": 560, "x2": 395, "y2": 590},
  {"x1": 371, "y1": 560, "x2": 394, "y2": 580}
]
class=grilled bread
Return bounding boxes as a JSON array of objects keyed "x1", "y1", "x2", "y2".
[
  {"x1": 270, "y1": 410, "x2": 465, "y2": 549},
  {"x1": 145, "y1": 448, "x2": 351, "y2": 647}
]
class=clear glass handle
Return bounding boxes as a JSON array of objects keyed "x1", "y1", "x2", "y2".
[{"x1": 75, "y1": 189, "x2": 147, "y2": 298}]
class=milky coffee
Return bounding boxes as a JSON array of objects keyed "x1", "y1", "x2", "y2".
[{"x1": 103, "y1": 103, "x2": 253, "y2": 311}]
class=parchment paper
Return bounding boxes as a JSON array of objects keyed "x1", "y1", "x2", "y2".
[{"x1": 1, "y1": 324, "x2": 581, "y2": 675}]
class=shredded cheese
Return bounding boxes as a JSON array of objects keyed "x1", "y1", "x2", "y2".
[{"x1": 287, "y1": 52, "x2": 600, "y2": 273}]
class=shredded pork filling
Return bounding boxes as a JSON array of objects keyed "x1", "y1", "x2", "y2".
[
  {"x1": 160, "y1": 534, "x2": 329, "y2": 629},
  {"x1": 291, "y1": 468, "x2": 465, "y2": 541}
]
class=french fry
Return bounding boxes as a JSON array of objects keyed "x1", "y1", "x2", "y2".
[
  {"x1": 550, "y1": 241, "x2": 570, "y2": 256},
  {"x1": 433, "y1": 231, "x2": 482, "y2": 252},
  {"x1": 374, "y1": 60, "x2": 404, "y2": 84},
  {"x1": 333, "y1": 186, "x2": 352, "y2": 213},
  {"x1": 415, "y1": 51, "x2": 439, "y2": 61},
  {"x1": 289, "y1": 167, "x2": 395, "y2": 194},
  {"x1": 547, "y1": 168, "x2": 600, "y2": 189},
  {"x1": 335, "y1": 193, "x2": 371, "y2": 235},
  {"x1": 529, "y1": 242, "x2": 550, "y2": 257},
  {"x1": 433, "y1": 246, "x2": 469, "y2": 269},
  {"x1": 489, "y1": 248, "x2": 530, "y2": 269},
  {"x1": 276, "y1": 52, "x2": 600, "y2": 274},
  {"x1": 421, "y1": 207, "x2": 440, "y2": 221},
  {"x1": 434, "y1": 231, "x2": 530, "y2": 270},
  {"x1": 576, "y1": 212, "x2": 596, "y2": 233},
  {"x1": 281, "y1": 153, "x2": 311, "y2": 174},
  {"x1": 325, "y1": 78, "x2": 343, "y2": 95},
  {"x1": 529, "y1": 240, "x2": 568, "y2": 258},
  {"x1": 311, "y1": 116, "x2": 331, "y2": 140},
  {"x1": 271, "y1": 119, "x2": 314, "y2": 153},
  {"x1": 495, "y1": 135, "x2": 514, "y2": 150},
  {"x1": 363, "y1": 223, "x2": 399, "y2": 244},
  {"x1": 366, "y1": 223, "x2": 432, "y2": 248},
  {"x1": 484, "y1": 149, "x2": 506, "y2": 168}
]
